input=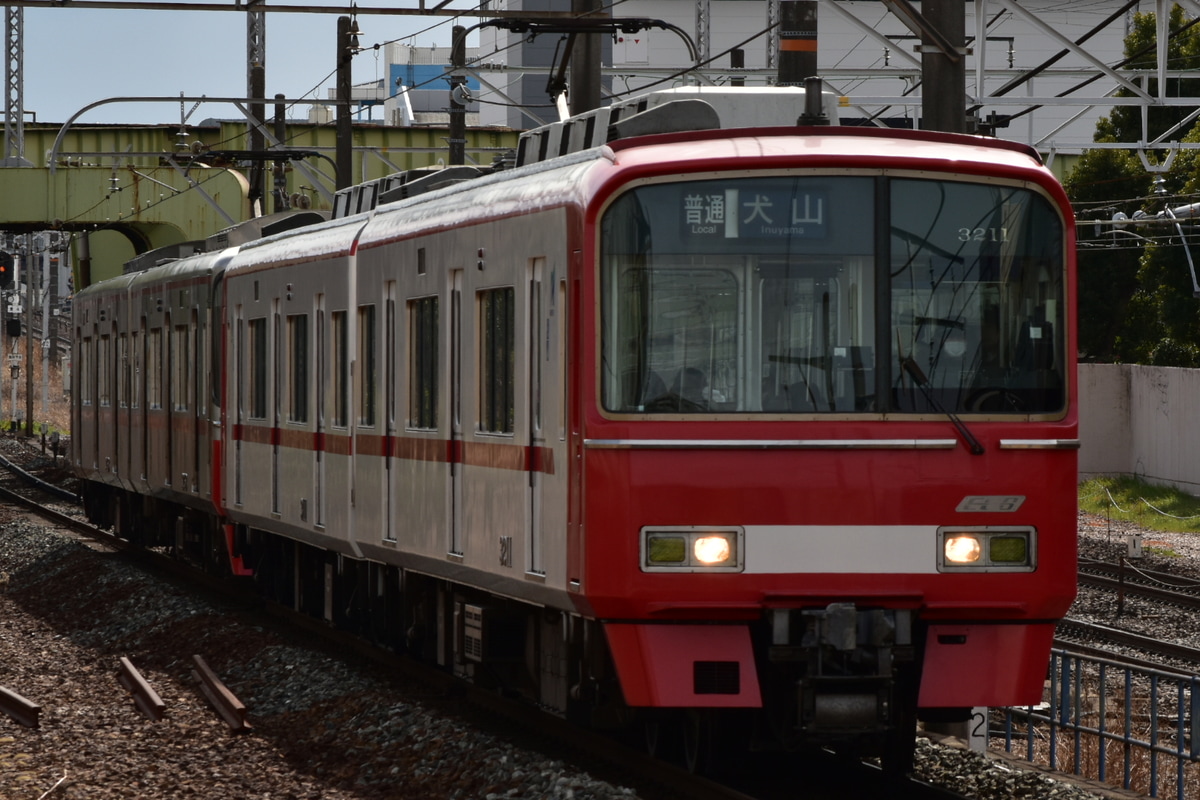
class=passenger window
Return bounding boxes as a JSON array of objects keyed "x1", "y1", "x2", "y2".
[
  {"x1": 479, "y1": 287, "x2": 515, "y2": 434},
  {"x1": 409, "y1": 296, "x2": 439, "y2": 430},
  {"x1": 357, "y1": 305, "x2": 377, "y2": 427},
  {"x1": 248, "y1": 317, "x2": 267, "y2": 419},
  {"x1": 287, "y1": 314, "x2": 309, "y2": 423}
]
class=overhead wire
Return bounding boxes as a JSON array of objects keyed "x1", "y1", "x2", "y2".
[{"x1": 60, "y1": 0, "x2": 643, "y2": 235}]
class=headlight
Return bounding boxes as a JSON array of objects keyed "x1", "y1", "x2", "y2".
[
  {"x1": 694, "y1": 535, "x2": 732, "y2": 564},
  {"x1": 938, "y1": 526, "x2": 1036, "y2": 572},
  {"x1": 944, "y1": 534, "x2": 983, "y2": 563},
  {"x1": 642, "y1": 527, "x2": 744, "y2": 572}
]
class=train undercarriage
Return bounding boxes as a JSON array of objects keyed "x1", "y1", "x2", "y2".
[{"x1": 82, "y1": 482, "x2": 926, "y2": 776}]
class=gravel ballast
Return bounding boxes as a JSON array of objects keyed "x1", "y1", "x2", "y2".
[{"x1": 0, "y1": 500, "x2": 1154, "y2": 799}]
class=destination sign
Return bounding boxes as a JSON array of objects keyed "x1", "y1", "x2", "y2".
[
  {"x1": 601, "y1": 176, "x2": 871, "y2": 256},
  {"x1": 681, "y1": 188, "x2": 828, "y2": 240}
]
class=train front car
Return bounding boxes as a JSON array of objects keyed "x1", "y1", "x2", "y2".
[{"x1": 578, "y1": 127, "x2": 1076, "y2": 772}]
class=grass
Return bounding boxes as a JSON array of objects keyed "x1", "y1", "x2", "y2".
[{"x1": 1078, "y1": 475, "x2": 1200, "y2": 534}]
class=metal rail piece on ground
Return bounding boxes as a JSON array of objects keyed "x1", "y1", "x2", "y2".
[
  {"x1": 191, "y1": 654, "x2": 251, "y2": 732},
  {"x1": 0, "y1": 685, "x2": 40, "y2": 727},
  {"x1": 118, "y1": 656, "x2": 166, "y2": 722}
]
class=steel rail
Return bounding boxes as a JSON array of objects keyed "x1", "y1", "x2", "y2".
[
  {"x1": 118, "y1": 657, "x2": 166, "y2": 722},
  {"x1": 0, "y1": 685, "x2": 41, "y2": 728},
  {"x1": 1078, "y1": 568, "x2": 1200, "y2": 608},
  {"x1": 1080, "y1": 558, "x2": 1200, "y2": 594},
  {"x1": 1056, "y1": 617, "x2": 1200, "y2": 667},
  {"x1": 191, "y1": 655, "x2": 251, "y2": 732}
]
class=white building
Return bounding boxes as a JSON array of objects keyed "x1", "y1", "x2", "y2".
[
  {"x1": 469, "y1": 0, "x2": 1166, "y2": 159},
  {"x1": 334, "y1": 1, "x2": 1188, "y2": 164}
]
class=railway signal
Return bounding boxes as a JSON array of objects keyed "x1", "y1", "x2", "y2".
[{"x1": 0, "y1": 252, "x2": 11, "y2": 286}]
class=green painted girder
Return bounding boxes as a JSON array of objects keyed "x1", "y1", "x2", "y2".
[
  {"x1": 2, "y1": 165, "x2": 249, "y2": 284},
  {"x1": 8, "y1": 122, "x2": 520, "y2": 287},
  {"x1": 34, "y1": 165, "x2": 248, "y2": 230}
]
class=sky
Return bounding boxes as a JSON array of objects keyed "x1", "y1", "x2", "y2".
[{"x1": 20, "y1": 2, "x2": 488, "y2": 125}]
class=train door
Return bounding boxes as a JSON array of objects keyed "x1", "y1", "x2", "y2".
[
  {"x1": 192, "y1": 310, "x2": 202, "y2": 493},
  {"x1": 139, "y1": 320, "x2": 149, "y2": 483},
  {"x1": 449, "y1": 269, "x2": 464, "y2": 556},
  {"x1": 171, "y1": 315, "x2": 195, "y2": 492},
  {"x1": 83, "y1": 326, "x2": 97, "y2": 469},
  {"x1": 233, "y1": 310, "x2": 245, "y2": 507},
  {"x1": 97, "y1": 327, "x2": 112, "y2": 477},
  {"x1": 272, "y1": 303, "x2": 282, "y2": 515},
  {"x1": 527, "y1": 261, "x2": 544, "y2": 575},
  {"x1": 117, "y1": 332, "x2": 129, "y2": 484},
  {"x1": 384, "y1": 284, "x2": 397, "y2": 543},
  {"x1": 315, "y1": 300, "x2": 326, "y2": 527},
  {"x1": 163, "y1": 315, "x2": 174, "y2": 487},
  {"x1": 85, "y1": 329, "x2": 96, "y2": 469}
]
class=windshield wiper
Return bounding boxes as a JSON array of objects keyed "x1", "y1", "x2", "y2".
[{"x1": 900, "y1": 357, "x2": 985, "y2": 456}]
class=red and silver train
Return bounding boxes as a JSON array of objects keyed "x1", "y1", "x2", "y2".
[{"x1": 73, "y1": 86, "x2": 1077, "y2": 773}]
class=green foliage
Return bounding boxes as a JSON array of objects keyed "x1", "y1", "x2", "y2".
[
  {"x1": 1067, "y1": 8, "x2": 1200, "y2": 363},
  {"x1": 1066, "y1": 148, "x2": 1148, "y2": 361},
  {"x1": 1148, "y1": 336, "x2": 1200, "y2": 367},
  {"x1": 1079, "y1": 475, "x2": 1200, "y2": 533},
  {"x1": 1101, "y1": 8, "x2": 1200, "y2": 143}
]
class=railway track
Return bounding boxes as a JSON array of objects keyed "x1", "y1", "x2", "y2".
[
  {"x1": 1060, "y1": 558, "x2": 1200, "y2": 670},
  {"x1": 0, "y1": 442, "x2": 976, "y2": 800},
  {"x1": 1055, "y1": 618, "x2": 1200, "y2": 672},
  {"x1": 1079, "y1": 557, "x2": 1200, "y2": 605}
]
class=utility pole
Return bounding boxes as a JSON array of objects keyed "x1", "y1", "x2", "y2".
[
  {"x1": 917, "y1": 0, "x2": 966, "y2": 133},
  {"x1": 273, "y1": 94, "x2": 289, "y2": 212},
  {"x1": 248, "y1": 64, "x2": 267, "y2": 215},
  {"x1": 336, "y1": 15, "x2": 355, "y2": 189},
  {"x1": 449, "y1": 25, "x2": 466, "y2": 166},
  {"x1": 2, "y1": 7, "x2": 30, "y2": 166},
  {"x1": 569, "y1": 0, "x2": 604, "y2": 114},
  {"x1": 777, "y1": 0, "x2": 818, "y2": 86},
  {"x1": 247, "y1": 0, "x2": 267, "y2": 213},
  {"x1": 41, "y1": 249, "x2": 51, "y2": 418},
  {"x1": 24, "y1": 234, "x2": 33, "y2": 436}
]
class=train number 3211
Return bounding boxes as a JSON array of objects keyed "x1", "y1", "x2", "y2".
[{"x1": 958, "y1": 226, "x2": 1009, "y2": 242}]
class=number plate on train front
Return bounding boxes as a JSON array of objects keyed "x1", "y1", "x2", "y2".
[{"x1": 956, "y1": 496, "x2": 1025, "y2": 512}]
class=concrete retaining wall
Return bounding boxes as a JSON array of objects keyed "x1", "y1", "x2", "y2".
[{"x1": 1079, "y1": 363, "x2": 1200, "y2": 494}]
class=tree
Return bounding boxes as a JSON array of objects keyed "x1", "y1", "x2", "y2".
[{"x1": 1066, "y1": 8, "x2": 1200, "y2": 363}]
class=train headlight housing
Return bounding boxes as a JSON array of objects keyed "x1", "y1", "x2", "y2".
[
  {"x1": 641, "y1": 527, "x2": 744, "y2": 573},
  {"x1": 938, "y1": 526, "x2": 1036, "y2": 572}
]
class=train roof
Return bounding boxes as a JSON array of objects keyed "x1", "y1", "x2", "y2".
[
  {"x1": 77, "y1": 246, "x2": 227, "y2": 301},
  {"x1": 603, "y1": 125, "x2": 1050, "y2": 174},
  {"x1": 514, "y1": 85, "x2": 842, "y2": 167},
  {"x1": 101, "y1": 87, "x2": 1061, "y2": 287}
]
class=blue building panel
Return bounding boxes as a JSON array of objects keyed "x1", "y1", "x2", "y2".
[{"x1": 391, "y1": 64, "x2": 480, "y2": 93}]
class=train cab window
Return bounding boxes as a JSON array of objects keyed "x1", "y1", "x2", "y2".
[
  {"x1": 600, "y1": 174, "x2": 1067, "y2": 417},
  {"x1": 248, "y1": 317, "x2": 268, "y2": 419},
  {"x1": 479, "y1": 287, "x2": 515, "y2": 434},
  {"x1": 287, "y1": 314, "x2": 309, "y2": 423},
  {"x1": 889, "y1": 179, "x2": 1065, "y2": 415},
  {"x1": 600, "y1": 176, "x2": 876, "y2": 414},
  {"x1": 408, "y1": 296, "x2": 439, "y2": 430}
]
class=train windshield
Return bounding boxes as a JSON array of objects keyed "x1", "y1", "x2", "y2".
[{"x1": 600, "y1": 174, "x2": 1066, "y2": 415}]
